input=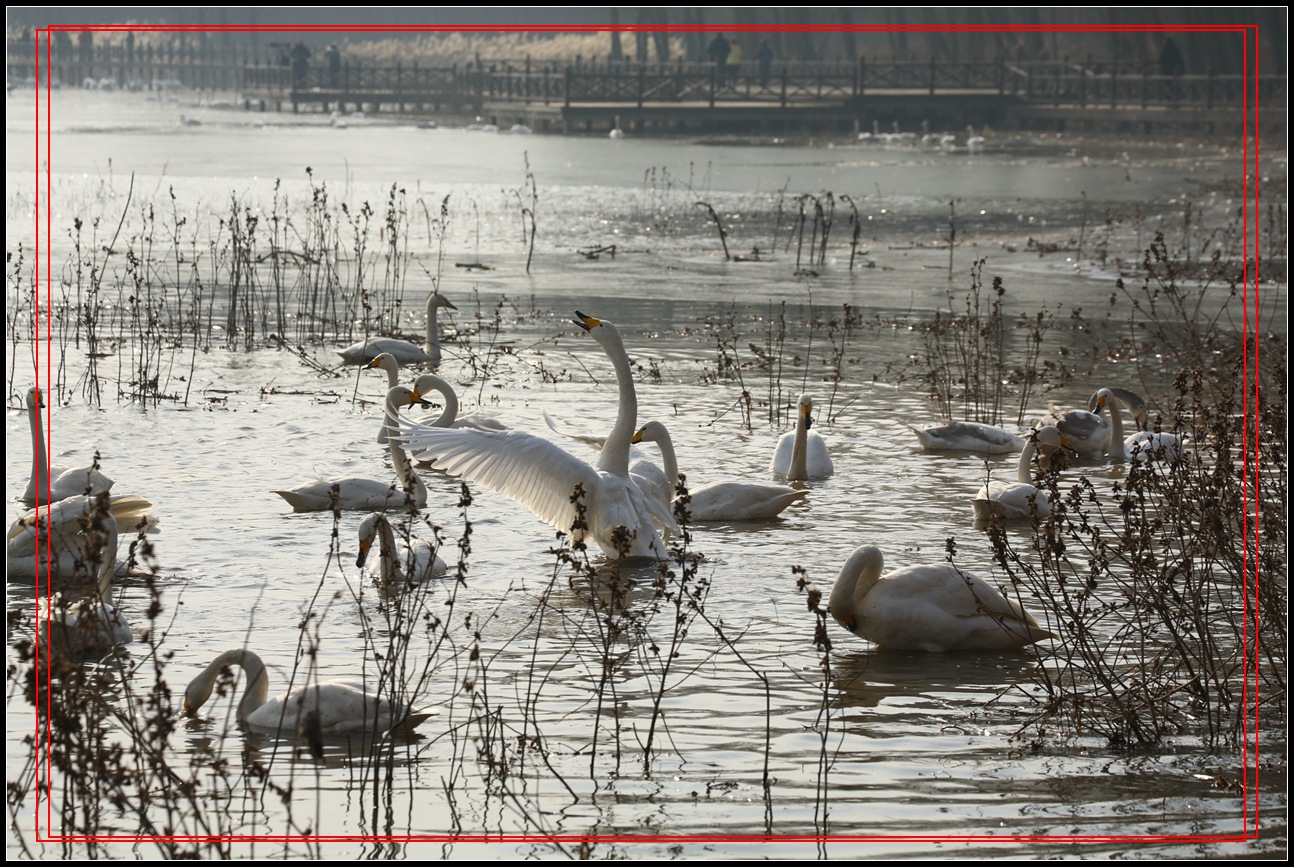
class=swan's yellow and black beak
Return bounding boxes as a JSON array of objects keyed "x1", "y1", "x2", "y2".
[
  {"x1": 631, "y1": 427, "x2": 645, "y2": 444},
  {"x1": 573, "y1": 311, "x2": 600, "y2": 332},
  {"x1": 408, "y1": 387, "x2": 431, "y2": 409},
  {"x1": 803, "y1": 405, "x2": 814, "y2": 430},
  {"x1": 443, "y1": 297, "x2": 457, "y2": 310},
  {"x1": 365, "y1": 357, "x2": 381, "y2": 369},
  {"x1": 357, "y1": 538, "x2": 372, "y2": 569}
]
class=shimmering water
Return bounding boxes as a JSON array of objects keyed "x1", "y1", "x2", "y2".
[{"x1": 6, "y1": 87, "x2": 1285, "y2": 859}]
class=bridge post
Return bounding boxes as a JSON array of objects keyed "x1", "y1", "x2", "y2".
[
  {"x1": 564, "y1": 66, "x2": 571, "y2": 109},
  {"x1": 637, "y1": 63, "x2": 645, "y2": 108},
  {"x1": 929, "y1": 57, "x2": 936, "y2": 96},
  {"x1": 710, "y1": 65, "x2": 717, "y2": 108},
  {"x1": 858, "y1": 56, "x2": 865, "y2": 98},
  {"x1": 1110, "y1": 65, "x2": 1117, "y2": 110}
]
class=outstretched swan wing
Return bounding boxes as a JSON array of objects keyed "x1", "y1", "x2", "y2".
[{"x1": 400, "y1": 423, "x2": 602, "y2": 538}]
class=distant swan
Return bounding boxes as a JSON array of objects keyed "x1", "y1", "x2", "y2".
[
  {"x1": 356, "y1": 512, "x2": 447, "y2": 589},
  {"x1": 274, "y1": 387, "x2": 428, "y2": 513},
  {"x1": 337, "y1": 292, "x2": 456, "y2": 367},
  {"x1": 609, "y1": 115, "x2": 625, "y2": 139},
  {"x1": 183, "y1": 648, "x2": 435, "y2": 735},
  {"x1": 771, "y1": 394, "x2": 834, "y2": 480},
  {"x1": 827, "y1": 545, "x2": 1057, "y2": 652},
  {"x1": 21, "y1": 386, "x2": 114, "y2": 506},
  {"x1": 908, "y1": 420, "x2": 1025, "y2": 455},
  {"x1": 397, "y1": 313, "x2": 676, "y2": 559},
  {"x1": 632, "y1": 421, "x2": 807, "y2": 521},
  {"x1": 972, "y1": 425, "x2": 1068, "y2": 523}
]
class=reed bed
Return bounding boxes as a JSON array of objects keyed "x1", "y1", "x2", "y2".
[{"x1": 6, "y1": 166, "x2": 1283, "y2": 854}]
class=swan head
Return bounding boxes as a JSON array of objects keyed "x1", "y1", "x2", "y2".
[
  {"x1": 427, "y1": 293, "x2": 457, "y2": 312},
  {"x1": 798, "y1": 394, "x2": 815, "y2": 429},
  {"x1": 366, "y1": 353, "x2": 399, "y2": 375},
  {"x1": 828, "y1": 545, "x2": 885, "y2": 632},
  {"x1": 1031, "y1": 424, "x2": 1069, "y2": 454},
  {"x1": 632, "y1": 420, "x2": 668, "y2": 445},
  {"x1": 386, "y1": 385, "x2": 428, "y2": 411},
  {"x1": 571, "y1": 311, "x2": 623, "y2": 351},
  {"x1": 356, "y1": 513, "x2": 381, "y2": 568},
  {"x1": 27, "y1": 386, "x2": 46, "y2": 410}
]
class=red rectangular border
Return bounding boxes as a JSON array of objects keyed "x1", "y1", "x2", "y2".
[{"x1": 24, "y1": 17, "x2": 1265, "y2": 850}]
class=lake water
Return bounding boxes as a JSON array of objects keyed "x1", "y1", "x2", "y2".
[{"x1": 6, "y1": 86, "x2": 1286, "y2": 859}]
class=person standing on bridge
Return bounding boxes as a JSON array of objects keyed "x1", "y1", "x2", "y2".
[
  {"x1": 726, "y1": 38, "x2": 743, "y2": 88},
  {"x1": 290, "y1": 39, "x2": 311, "y2": 90},
  {"x1": 708, "y1": 33, "x2": 730, "y2": 87},
  {"x1": 758, "y1": 40, "x2": 773, "y2": 90}
]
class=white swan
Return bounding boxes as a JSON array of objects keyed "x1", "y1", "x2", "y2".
[
  {"x1": 541, "y1": 408, "x2": 673, "y2": 509},
  {"x1": 632, "y1": 421, "x2": 808, "y2": 521},
  {"x1": 1039, "y1": 401, "x2": 1111, "y2": 459},
  {"x1": 609, "y1": 115, "x2": 625, "y2": 139},
  {"x1": 8, "y1": 493, "x2": 155, "y2": 598},
  {"x1": 972, "y1": 425, "x2": 1068, "y2": 522},
  {"x1": 274, "y1": 386, "x2": 428, "y2": 513},
  {"x1": 410, "y1": 374, "x2": 508, "y2": 433},
  {"x1": 40, "y1": 592, "x2": 132, "y2": 657},
  {"x1": 966, "y1": 126, "x2": 986, "y2": 153},
  {"x1": 908, "y1": 420, "x2": 1025, "y2": 455},
  {"x1": 827, "y1": 545, "x2": 1057, "y2": 652},
  {"x1": 336, "y1": 292, "x2": 456, "y2": 367},
  {"x1": 396, "y1": 312, "x2": 676, "y2": 559},
  {"x1": 770, "y1": 394, "x2": 834, "y2": 480},
  {"x1": 21, "y1": 386, "x2": 114, "y2": 506},
  {"x1": 1090, "y1": 388, "x2": 1186, "y2": 464},
  {"x1": 183, "y1": 648, "x2": 435, "y2": 735},
  {"x1": 356, "y1": 512, "x2": 447, "y2": 589}
]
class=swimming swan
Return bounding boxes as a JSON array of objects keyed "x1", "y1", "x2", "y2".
[
  {"x1": 632, "y1": 421, "x2": 808, "y2": 521},
  {"x1": 771, "y1": 394, "x2": 834, "y2": 480},
  {"x1": 908, "y1": 420, "x2": 1025, "y2": 455},
  {"x1": 183, "y1": 648, "x2": 435, "y2": 735},
  {"x1": 397, "y1": 313, "x2": 677, "y2": 559},
  {"x1": 40, "y1": 592, "x2": 132, "y2": 657},
  {"x1": 274, "y1": 386, "x2": 428, "y2": 513},
  {"x1": 972, "y1": 425, "x2": 1068, "y2": 523},
  {"x1": 21, "y1": 386, "x2": 114, "y2": 506},
  {"x1": 410, "y1": 374, "x2": 508, "y2": 433},
  {"x1": 1039, "y1": 401, "x2": 1111, "y2": 458},
  {"x1": 1090, "y1": 388, "x2": 1186, "y2": 463},
  {"x1": 337, "y1": 292, "x2": 456, "y2": 367},
  {"x1": 827, "y1": 545, "x2": 1057, "y2": 651},
  {"x1": 356, "y1": 512, "x2": 447, "y2": 589}
]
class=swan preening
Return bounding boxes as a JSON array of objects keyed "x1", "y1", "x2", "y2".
[
  {"x1": 183, "y1": 648, "x2": 435, "y2": 736},
  {"x1": 22, "y1": 386, "x2": 114, "y2": 506},
  {"x1": 632, "y1": 421, "x2": 808, "y2": 521},
  {"x1": 397, "y1": 312, "x2": 676, "y2": 559},
  {"x1": 827, "y1": 545, "x2": 1056, "y2": 652},
  {"x1": 357, "y1": 512, "x2": 447, "y2": 589},
  {"x1": 337, "y1": 292, "x2": 456, "y2": 367},
  {"x1": 972, "y1": 425, "x2": 1068, "y2": 523},
  {"x1": 1040, "y1": 401, "x2": 1111, "y2": 459},
  {"x1": 274, "y1": 386, "x2": 429, "y2": 513},
  {"x1": 770, "y1": 395, "x2": 834, "y2": 480},
  {"x1": 8, "y1": 493, "x2": 155, "y2": 598},
  {"x1": 908, "y1": 420, "x2": 1025, "y2": 455}
]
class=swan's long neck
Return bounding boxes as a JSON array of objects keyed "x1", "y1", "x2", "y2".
[
  {"x1": 374, "y1": 515, "x2": 405, "y2": 586},
  {"x1": 423, "y1": 296, "x2": 442, "y2": 361},
  {"x1": 829, "y1": 546, "x2": 884, "y2": 629},
  {"x1": 417, "y1": 374, "x2": 459, "y2": 427},
  {"x1": 1016, "y1": 439, "x2": 1039, "y2": 484},
  {"x1": 651, "y1": 425, "x2": 680, "y2": 493},
  {"x1": 595, "y1": 328, "x2": 637, "y2": 475},
  {"x1": 1105, "y1": 395, "x2": 1125, "y2": 447},
  {"x1": 390, "y1": 436, "x2": 426, "y2": 505},
  {"x1": 190, "y1": 649, "x2": 270, "y2": 722},
  {"x1": 789, "y1": 405, "x2": 810, "y2": 480},
  {"x1": 28, "y1": 394, "x2": 50, "y2": 501}
]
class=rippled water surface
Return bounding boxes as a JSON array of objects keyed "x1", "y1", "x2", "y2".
[{"x1": 6, "y1": 87, "x2": 1285, "y2": 859}]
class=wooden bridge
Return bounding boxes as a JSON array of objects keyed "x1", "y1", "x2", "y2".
[
  {"x1": 8, "y1": 39, "x2": 1281, "y2": 137},
  {"x1": 241, "y1": 58, "x2": 1281, "y2": 137}
]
